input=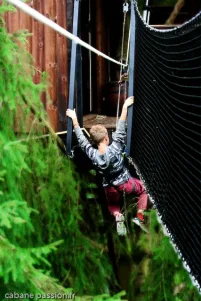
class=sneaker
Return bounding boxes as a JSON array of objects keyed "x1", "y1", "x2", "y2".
[
  {"x1": 136, "y1": 212, "x2": 145, "y2": 223},
  {"x1": 116, "y1": 214, "x2": 127, "y2": 236}
]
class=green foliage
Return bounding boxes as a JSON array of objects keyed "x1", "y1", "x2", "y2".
[
  {"x1": 126, "y1": 211, "x2": 201, "y2": 301},
  {"x1": 0, "y1": 2, "x2": 125, "y2": 301}
]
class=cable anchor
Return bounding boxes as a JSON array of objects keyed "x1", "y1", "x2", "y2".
[
  {"x1": 67, "y1": 149, "x2": 74, "y2": 159},
  {"x1": 123, "y1": 2, "x2": 129, "y2": 13}
]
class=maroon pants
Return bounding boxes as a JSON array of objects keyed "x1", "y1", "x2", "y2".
[{"x1": 104, "y1": 178, "x2": 148, "y2": 216}]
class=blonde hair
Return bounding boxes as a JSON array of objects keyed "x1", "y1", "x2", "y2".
[{"x1": 89, "y1": 125, "x2": 108, "y2": 145}]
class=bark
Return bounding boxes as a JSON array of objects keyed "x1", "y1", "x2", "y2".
[{"x1": 165, "y1": 0, "x2": 185, "y2": 25}]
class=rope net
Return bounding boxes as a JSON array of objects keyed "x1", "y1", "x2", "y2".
[{"x1": 130, "y1": 1, "x2": 201, "y2": 291}]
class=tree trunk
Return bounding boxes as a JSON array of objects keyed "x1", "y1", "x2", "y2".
[{"x1": 165, "y1": 0, "x2": 185, "y2": 25}]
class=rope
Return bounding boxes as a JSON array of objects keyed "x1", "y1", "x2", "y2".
[
  {"x1": 11, "y1": 128, "x2": 90, "y2": 145},
  {"x1": 116, "y1": 1, "x2": 129, "y2": 126},
  {"x1": 6, "y1": 0, "x2": 127, "y2": 67},
  {"x1": 126, "y1": 26, "x2": 131, "y2": 65}
]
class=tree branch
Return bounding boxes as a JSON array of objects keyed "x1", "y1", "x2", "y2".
[
  {"x1": 22, "y1": 95, "x2": 66, "y2": 152},
  {"x1": 165, "y1": 0, "x2": 185, "y2": 25}
]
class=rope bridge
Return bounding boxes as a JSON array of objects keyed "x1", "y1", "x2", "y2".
[{"x1": 130, "y1": 0, "x2": 201, "y2": 291}]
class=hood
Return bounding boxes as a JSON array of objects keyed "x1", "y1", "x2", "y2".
[{"x1": 95, "y1": 149, "x2": 110, "y2": 170}]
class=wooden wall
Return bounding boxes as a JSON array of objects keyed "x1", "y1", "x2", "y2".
[{"x1": 4, "y1": 0, "x2": 69, "y2": 132}]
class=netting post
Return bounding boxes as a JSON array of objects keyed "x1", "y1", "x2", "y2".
[
  {"x1": 66, "y1": 0, "x2": 80, "y2": 155},
  {"x1": 76, "y1": 42, "x2": 83, "y2": 128},
  {"x1": 127, "y1": 0, "x2": 136, "y2": 155}
]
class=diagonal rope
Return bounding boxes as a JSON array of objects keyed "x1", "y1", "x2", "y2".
[{"x1": 6, "y1": 0, "x2": 127, "y2": 67}]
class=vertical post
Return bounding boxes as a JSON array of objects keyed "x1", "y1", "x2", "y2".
[
  {"x1": 76, "y1": 43, "x2": 83, "y2": 127},
  {"x1": 66, "y1": 0, "x2": 80, "y2": 155},
  {"x1": 89, "y1": 0, "x2": 93, "y2": 112},
  {"x1": 127, "y1": 0, "x2": 136, "y2": 155}
]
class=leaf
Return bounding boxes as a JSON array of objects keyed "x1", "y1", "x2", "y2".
[
  {"x1": 13, "y1": 217, "x2": 27, "y2": 224},
  {"x1": 89, "y1": 169, "x2": 96, "y2": 176},
  {"x1": 88, "y1": 183, "x2": 98, "y2": 189},
  {"x1": 86, "y1": 193, "x2": 96, "y2": 199}
]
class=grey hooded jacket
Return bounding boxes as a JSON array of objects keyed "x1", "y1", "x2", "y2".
[{"x1": 74, "y1": 120, "x2": 131, "y2": 187}]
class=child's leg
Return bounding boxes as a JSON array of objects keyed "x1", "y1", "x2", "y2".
[
  {"x1": 104, "y1": 186, "x2": 127, "y2": 235},
  {"x1": 133, "y1": 178, "x2": 148, "y2": 210},
  {"x1": 117, "y1": 178, "x2": 148, "y2": 222},
  {"x1": 132, "y1": 178, "x2": 148, "y2": 222},
  {"x1": 104, "y1": 186, "x2": 121, "y2": 217}
]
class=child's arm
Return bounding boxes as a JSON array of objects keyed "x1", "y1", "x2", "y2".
[
  {"x1": 66, "y1": 109, "x2": 96, "y2": 160},
  {"x1": 120, "y1": 96, "x2": 134, "y2": 121},
  {"x1": 111, "y1": 96, "x2": 134, "y2": 150}
]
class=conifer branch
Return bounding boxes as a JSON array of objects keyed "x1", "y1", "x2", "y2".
[
  {"x1": 84, "y1": 236, "x2": 108, "y2": 253},
  {"x1": 22, "y1": 95, "x2": 66, "y2": 152}
]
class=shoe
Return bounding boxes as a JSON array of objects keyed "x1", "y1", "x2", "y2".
[
  {"x1": 133, "y1": 215, "x2": 148, "y2": 233},
  {"x1": 136, "y1": 212, "x2": 145, "y2": 223},
  {"x1": 116, "y1": 214, "x2": 127, "y2": 236}
]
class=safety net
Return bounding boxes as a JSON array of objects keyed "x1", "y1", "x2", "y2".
[{"x1": 130, "y1": 0, "x2": 201, "y2": 291}]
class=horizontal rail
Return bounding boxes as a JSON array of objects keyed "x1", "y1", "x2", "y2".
[
  {"x1": 151, "y1": 24, "x2": 179, "y2": 28},
  {"x1": 7, "y1": 128, "x2": 90, "y2": 145}
]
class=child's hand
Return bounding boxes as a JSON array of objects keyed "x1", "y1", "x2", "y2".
[
  {"x1": 124, "y1": 96, "x2": 134, "y2": 108},
  {"x1": 66, "y1": 109, "x2": 77, "y2": 120},
  {"x1": 118, "y1": 73, "x2": 128, "y2": 85}
]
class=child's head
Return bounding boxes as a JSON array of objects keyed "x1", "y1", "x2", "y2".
[{"x1": 90, "y1": 125, "x2": 109, "y2": 146}]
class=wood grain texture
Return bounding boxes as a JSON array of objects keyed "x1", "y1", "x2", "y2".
[
  {"x1": 83, "y1": 114, "x2": 117, "y2": 129},
  {"x1": 56, "y1": 0, "x2": 68, "y2": 131},
  {"x1": 4, "y1": 0, "x2": 69, "y2": 132}
]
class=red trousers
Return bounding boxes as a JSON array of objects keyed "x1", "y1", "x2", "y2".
[{"x1": 104, "y1": 178, "x2": 148, "y2": 216}]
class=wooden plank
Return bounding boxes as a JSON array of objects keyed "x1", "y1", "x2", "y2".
[
  {"x1": 2, "y1": 1, "x2": 9, "y2": 31},
  {"x1": 56, "y1": 0, "x2": 68, "y2": 131},
  {"x1": 19, "y1": 1, "x2": 32, "y2": 53},
  {"x1": 83, "y1": 114, "x2": 117, "y2": 129},
  {"x1": 44, "y1": 0, "x2": 58, "y2": 131},
  {"x1": 32, "y1": 1, "x2": 44, "y2": 82},
  {"x1": 3, "y1": 0, "x2": 69, "y2": 133},
  {"x1": 7, "y1": 2, "x2": 19, "y2": 34},
  {"x1": 18, "y1": 1, "x2": 34, "y2": 132}
]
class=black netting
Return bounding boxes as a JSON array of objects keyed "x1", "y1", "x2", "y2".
[{"x1": 130, "y1": 1, "x2": 201, "y2": 291}]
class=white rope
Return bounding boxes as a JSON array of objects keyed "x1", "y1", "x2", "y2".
[
  {"x1": 116, "y1": 1, "x2": 129, "y2": 126},
  {"x1": 6, "y1": 0, "x2": 127, "y2": 67},
  {"x1": 6, "y1": 127, "x2": 90, "y2": 145},
  {"x1": 126, "y1": 26, "x2": 131, "y2": 65}
]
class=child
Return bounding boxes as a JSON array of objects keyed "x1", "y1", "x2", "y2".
[{"x1": 66, "y1": 96, "x2": 148, "y2": 235}]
